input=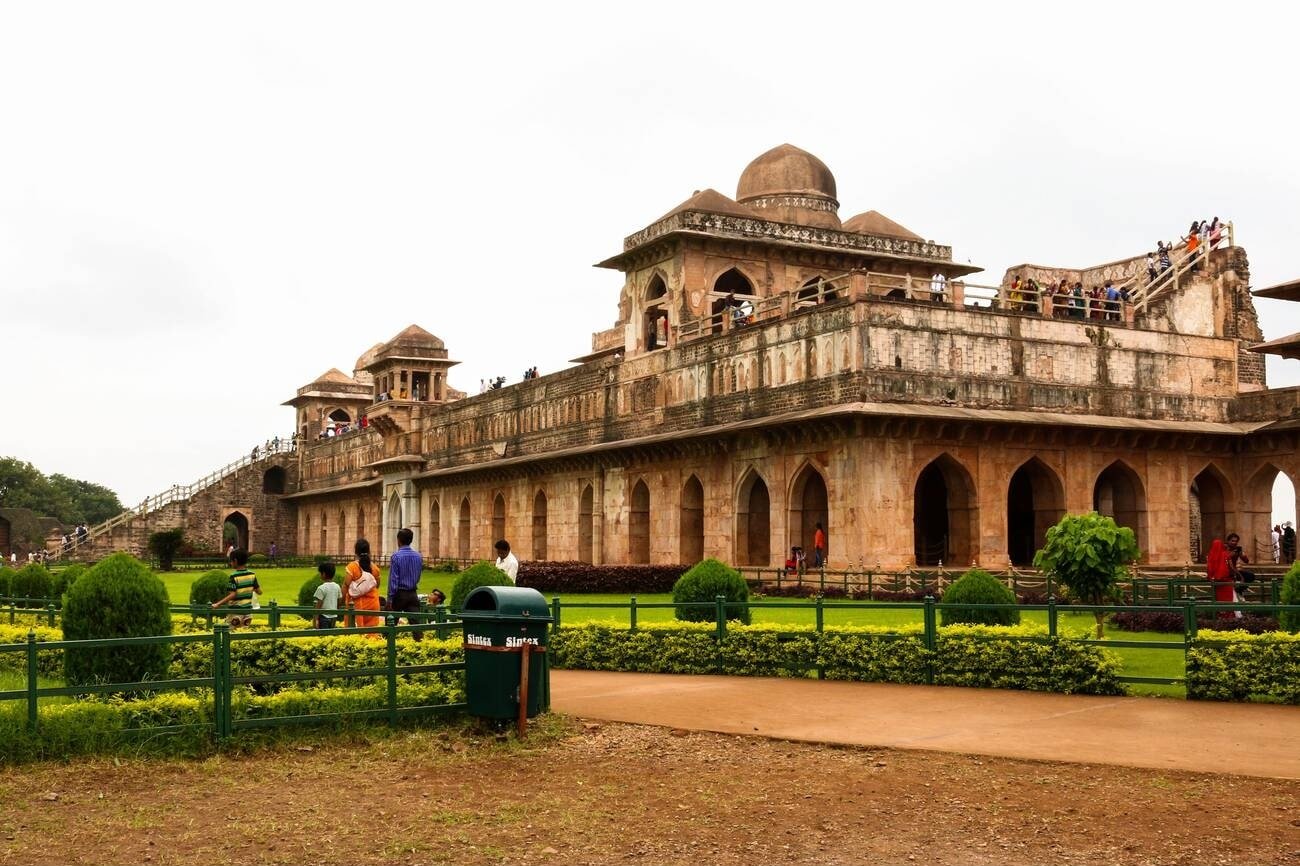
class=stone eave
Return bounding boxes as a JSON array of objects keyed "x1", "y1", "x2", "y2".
[
  {"x1": 281, "y1": 478, "x2": 381, "y2": 500},
  {"x1": 413, "y1": 402, "x2": 1264, "y2": 482},
  {"x1": 1251, "y1": 278, "x2": 1300, "y2": 301},
  {"x1": 281, "y1": 390, "x2": 374, "y2": 407},
  {"x1": 366, "y1": 455, "x2": 427, "y2": 470},
  {"x1": 595, "y1": 209, "x2": 967, "y2": 273},
  {"x1": 364, "y1": 354, "x2": 459, "y2": 372}
]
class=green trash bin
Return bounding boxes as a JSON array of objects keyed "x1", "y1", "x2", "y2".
[{"x1": 460, "y1": 585, "x2": 552, "y2": 721}]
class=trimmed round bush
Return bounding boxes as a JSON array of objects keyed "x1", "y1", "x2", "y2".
[
  {"x1": 62, "y1": 552, "x2": 173, "y2": 687},
  {"x1": 1281, "y1": 561, "x2": 1300, "y2": 633},
  {"x1": 53, "y1": 563, "x2": 88, "y2": 599},
  {"x1": 940, "y1": 568, "x2": 1020, "y2": 627},
  {"x1": 671, "y1": 558, "x2": 751, "y2": 625},
  {"x1": 11, "y1": 563, "x2": 54, "y2": 607},
  {"x1": 450, "y1": 561, "x2": 513, "y2": 611},
  {"x1": 249, "y1": 553, "x2": 268, "y2": 565},
  {"x1": 190, "y1": 569, "x2": 232, "y2": 607},
  {"x1": 298, "y1": 574, "x2": 324, "y2": 608}
]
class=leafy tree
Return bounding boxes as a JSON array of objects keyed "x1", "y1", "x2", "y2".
[
  {"x1": 63, "y1": 553, "x2": 172, "y2": 688},
  {"x1": 0, "y1": 457, "x2": 123, "y2": 525},
  {"x1": 1280, "y1": 561, "x2": 1300, "y2": 633},
  {"x1": 1033, "y1": 513, "x2": 1138, "y2": 638},
  {"x1": 47, "y1": 474, "x2": 123, "y2": 525},
  {"x1": 148, "y1": 529, "x2": 186, "y2": 571}
]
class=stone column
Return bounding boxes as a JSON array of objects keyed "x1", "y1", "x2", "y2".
[{"x1": 592, "y1": 467, "x2": 605, "y2": 565}]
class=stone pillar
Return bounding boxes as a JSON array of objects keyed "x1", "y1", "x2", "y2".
[{"x1": 592, "y1": 467, "x2": 605, "y2": 565}]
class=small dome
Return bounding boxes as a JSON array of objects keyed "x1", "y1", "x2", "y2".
[
  {"x1": 384, "y1": 324, "x2": 445, "y2": 351},
  {"x1": 841, "y1": 210, "x2": 923, "y2": 241},
  {"x1": 353, "y1": 342, "x2": 384, "y2": 384},
  {"x1": 736, "y1": 144, "x2": 840, "y2": 229}
]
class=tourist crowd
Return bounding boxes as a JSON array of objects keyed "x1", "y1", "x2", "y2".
[{"x1": 1145, "y1": 218, "x2": 1224, "y2": 284}]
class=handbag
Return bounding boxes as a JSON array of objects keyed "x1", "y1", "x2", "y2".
[{"x1": 348, "y1": 571, "x2": 377, "y2": 598}]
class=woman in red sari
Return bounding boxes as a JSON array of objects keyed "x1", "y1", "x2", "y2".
[
  {"x1": 344, "y1": 538, "x2": 382, "y2": 636},
  {"x1": 1205, "y1": 538, "x2": 1235, "y2": 618}
]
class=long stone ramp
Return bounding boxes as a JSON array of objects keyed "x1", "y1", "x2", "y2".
[{"x1": 550, "y1": 670, "x2": 1300, "y2": 780}]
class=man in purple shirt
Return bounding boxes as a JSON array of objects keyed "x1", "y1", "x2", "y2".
[{"x1": 388, "y1": 527, "x2": 424, "y2": 640}]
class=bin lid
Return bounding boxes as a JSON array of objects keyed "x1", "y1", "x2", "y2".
[{"x1": 459, "y1": 585, "x2": 553, "y2": 622}]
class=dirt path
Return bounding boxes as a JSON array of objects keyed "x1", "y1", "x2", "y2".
[
  {"x1": 0, "y1": 721, "x2": 1296, "y2": 866},
  {"x1": 551, "y1": 670, "x2": 1300, "y2": 779}
]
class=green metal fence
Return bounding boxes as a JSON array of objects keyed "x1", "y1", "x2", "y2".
[{"x1": 0, "y1": 616, "x2": 467, "y2": 742}]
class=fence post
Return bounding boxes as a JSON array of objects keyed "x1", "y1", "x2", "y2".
[
  {"x1": 213, "y1": 624, "x2": 231, "y2": 740},
  {"x1": 26, "y1": 631, "x2": 38, "y2": 733},
  {"x1": 386, "y1": 615, "x2": 398, "y2": 726},
  {"x1": 551, "y1": 596, "x2": 561, "y2": 631},
  {"x1": 1047, "y1": 596, "x2": 1058, "y2": 638},
  {"x1": 714, "y1": 595, "x2": 727, "y2": 642},
  {"x1": 1271, "y1": 579, "x2": 1280, "y2": 606},
  {"x1": 923, "y1": 596, "x2": 937, "y2": 685},
  {"x1": 45, "y1": 603, "x2": 55, "y2": 628},
  {"x1": 815, "y1": 595, "x2": 825, "y2": 633},
  {"x1": 268, "y1": 601, "x2": 280, "y2": 631},
  {"x1": 1183, "y1": 600, "x2": 1198, "y2": 642},
  {"x1": 629, "y1": 596, "x2": 638, "y2": 631},
  {"x1": 434, "y1": 603, "x2": 448, "y2": 640}
]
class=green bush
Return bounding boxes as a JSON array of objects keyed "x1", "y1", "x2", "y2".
[
  {"x1": 53, "y1": 563, "x2": 88, "y2": 599},
  {"x1": 10, "y1": 564, "x2": 54, "y2": 607},
  {"x1": 249, "y1": 553, "x2": 268, "y2": 565},
  {"x1": 450, "y1": 561, "x2": 513, "y2": 611},
  {"x1": 940, "y1": 568, "x2": 1020, "y2": 627},
  {"x1": 298, "y1": 574, "x2": 324, "y2": 608},
  {"x1": 190, "y1": 569, "x2": 232, "y2": 607},
  {"x1": 1280, "y1": 562, "x2": 1300, "y2": 633},
  {"x1": 62, "y1": 553, "x2": 173, "y2": 688},
  {"x1": 1186, "y1": 630, "x2": 1300, "y2": 703},
  {"x1": 671, "y1": 558, "x2": 750, "y2": 625},
  {"x1": 0, "y1": 566, "x2": 11, "y2": 597},
  {"x1": 548, "y1": 622, "x2": 1123, "y2": 695},
  {"x1": 147, "y1": 528, "x2": 186, "y2": 571}
]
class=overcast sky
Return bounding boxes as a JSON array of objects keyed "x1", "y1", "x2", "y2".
[{"x1": 3, "y1": 1, "x2": 1298, "y2": 521}]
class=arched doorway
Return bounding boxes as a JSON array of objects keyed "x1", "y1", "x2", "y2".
[
  {"x1": 645, "y1": 274, "x2": 668, "y2": 352},
  {"x1": 1243, "y1": 464, "x2": 1290, "y2": 562},
  {"x1": 0, "y1": 515, "x2": 10, "y2": 558},
  {"x1": 458, "y1": 497, "x2": 471, "y2": 560},
  {"x1": 735, "y1": 470, "x2": 770, "y2": 567},
  {"x1": 532, "y1": 490, "x2": 548, "y2": 561},
  {"x1": 492, "y1": 494, "x2": 506, "y2": 545},
  {"x1": 429, "y1": 499, "x2": 441, "y2": 559},
  {"x1": 262, "y1": 466, "x2": 286, "y2": 494},
  {"x1": 789, "y1": 464, "x2": 828, "y2": 565},
  {"x1": 386, "y1": 494, "x2": 402, "y2": 540},
  {"x1": 337, "y1": 509, "x2": 347, "y2": 555},
  {"x1": 578, "y1": 484, "x2": 594, "y2": 563},
  {"x1": 914, "y1": 454, "x2": 977, "y2": 566},
  {"x1": 680, "y1": 475, "x2": 704, "y2": 564},
  {"x1": 1093, "y1": 461, "x2": 1147, "y2": 555},
  {"x1": 1190, "y1": 464, "x2": 1231, "y2": 562},
  {"x1": 222, "y1": 511, "x2": 249, "y2": 554},
  {"x1": 1006, "y1": 458, "x2": 1065, "y2": 566},
  {"x1": 355, "y1": 505, "x2": 366, "y2": 550},
  {"x1": 710, "y1": 268, "x2": 756, "y2": 334},
  {"x1": 629, "y1": 480, "x2": 650, "y2": 564}
]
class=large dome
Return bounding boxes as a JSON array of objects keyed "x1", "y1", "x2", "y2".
[{"x1": 735, "y1": 144, "x2": 840, "y2": 229}]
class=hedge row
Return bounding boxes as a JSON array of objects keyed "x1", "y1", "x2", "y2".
[
  {"x1": 1186, "y1": 631, "x2": 1300, "y2": 703},
  {"x1": 517, "y1": 561, "x2": 691, "y2": 593},
  {"x1": 548, "y1": 622, "x2": 1125, "y2": 695},
  {"x1": 1112, "y1": 610, "x2": 1280, "y2": 635},
  {"x1": 0, "y1": 680, "x2": 462, "y2": 764}
]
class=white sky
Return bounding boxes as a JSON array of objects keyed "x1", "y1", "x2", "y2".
[{"x1": 3, "y1": 1, "x2": 1299, "y2": 522}]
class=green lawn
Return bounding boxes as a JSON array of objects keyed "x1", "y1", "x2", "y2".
[{"x1": 150, "y1": 572, "x2": 1191, "y2": 696}]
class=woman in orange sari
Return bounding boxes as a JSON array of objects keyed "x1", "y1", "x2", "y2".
[{"x1": 344, "y1": 538, "x2": 382, "y2": 636}]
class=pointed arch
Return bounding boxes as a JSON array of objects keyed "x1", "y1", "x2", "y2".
[
  {"x1": 1190, "y1": 462, "x2": 1233, "y2": 562},
  {"x1": 1093, "y1": 460, "x2": 1147, "y2": 556},
  {"x1": 712, "y1": 266, "x2": 756, "y2": 297},
  {"x1": 532, "y1": 489, "x2": 548, "y2": 561},
  {"x1": 222, "y1": 510, "x2": 250, "y2": 553},
  {"x1": 1242, "y1": 463, "x2": 1290, "y2": 563},
  {"x1": 429, "y1": 497, "x2": 441, "y2": 559},
  {"x1": 337, "y1": 509, "x2": 348, "y2": 555},
  {"x1": 492, "y1": 493, "x2": 506, "y2": 545},
  {"x1": 913, "y1": 453, "x2": 978, "y2": 566},
  {"x1": 355, "y1": 504, "x2": 366, "y2": 551},
  {"x1": 735, "y1": 468, "x2": 771, "y2": 567},
  {"x1": 578, "y1": 484, "x2": 594, "y2": 563},
  {"x1": 386, "y1": 493, "x2": 402, "y2": 542},
  {"x1": 645, "y1": 272, "x2": 668, "y2": 301},
  {"x1": 458, "y1": 497, "x2": 471, "y2": 560},
  {"x1": 680, "y1": 474, "x2": 705, "y2": 565},
  {"x1": 789, "y1": 462, "x2": 829, "y2": 566},
  {"x1": 1006, "y1": 457, "x2": 1065, "y2": 566},
  {"x1": 629, "y1": 479, "x2": 650, "y2": 564},
  {"x1": 319, "y1": 508, "x2": 328, "y2": 554},
  {"x1": 262, "y1": 466, "x2": 286, "y2": 494}
]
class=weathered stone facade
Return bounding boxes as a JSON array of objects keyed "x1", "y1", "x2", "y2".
[{"x1": 98, "y1": 145, "x2": 1298, "y2": 570}]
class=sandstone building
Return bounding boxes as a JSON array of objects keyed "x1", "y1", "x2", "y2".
[{"x1": 75, "y1": 145, "x2": 1300, "y2": 569}]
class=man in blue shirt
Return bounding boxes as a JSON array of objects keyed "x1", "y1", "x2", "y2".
[{"x1": 388, "y1": 527, "x2": 424, "y2": 640}]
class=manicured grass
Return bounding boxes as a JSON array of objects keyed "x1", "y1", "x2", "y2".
[{"x1": 156, "y1": 567, "x2": 462, "y2": 608}]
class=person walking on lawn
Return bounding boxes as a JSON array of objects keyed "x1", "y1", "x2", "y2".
[{"x1": 388, "y1": 527, "x2": 424, "y2": 640}]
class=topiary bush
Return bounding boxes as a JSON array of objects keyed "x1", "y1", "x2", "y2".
[
  {"x1": 248, "y1": 553, "x2": 267, "y2": 565},
  {"x1": 190, "y1": 569, "x2": 232, "y2": 607},
  {"x1": 450, "y1": 561, "x2": 513, "y2": 611},
  {"x1": 671, "y1": 558, "x2": 751, "y2": 625},
  {"x1": 1280, "y1": 561, "x2": 1300, "y2": 633},
  {"x1": 298, "y1": 574, "x2": 324, "y2": 608},
  {"x1": 11, "y1": 563, "x2": 54, "y2": 607},
  {"x1": 940, "y1": 568, "x2": 1020, "y2": 627},
  {"x1": 62, "y1": 552, "x2": 173, "y2": 687},
  {"x1": 53, "y1": 563, "x2": 88, "y2": 599}
]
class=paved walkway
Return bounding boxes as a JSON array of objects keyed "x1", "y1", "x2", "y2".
[{"x1": 550, "y1": 670, "x2": 1300, "y2": 779}]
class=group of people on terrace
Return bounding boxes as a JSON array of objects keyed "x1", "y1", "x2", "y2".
[
  {"x1": 1146, "y1": 218, "x2": 1224, "y2": 284},
  {"x1": 1006, "y1": 275, "x2": 1128, "y2": 320},
  {"x1": 317, "y1": 418, "x2": 367, "y2": 440},
  {"x1": 479, "y1": 376, "x2": 509, "y2": 393}
]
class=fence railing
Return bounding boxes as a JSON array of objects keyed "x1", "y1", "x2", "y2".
[
  {"x1": 0, "y1": 616, "x2": 466, "y2": 741},
  {"x1": 545, "y1": 595, "x2": 1300, "y2": 688}
]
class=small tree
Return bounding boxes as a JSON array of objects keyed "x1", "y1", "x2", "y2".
[
  {"x1": 147, "y1": 528, "x2": 186, "y2": 571},
  {"x1": 671, "y1": 558, "x2": 751, "y2": 625},
  {"x1": 1033, "y1": 513, "x2": 1138, "y2": 638},
  {"x1": 1280, "y1": 561, "x2": 1300, "y2": 634},
  {"x1": 940, "y1": 568, "x2": 1020, "y2": 627},
  {"x1": 11, "y1": 563, "x2": 54, "y2": 607},
  {"x1": 63, "y1": 552, "x2": 172, "y2": 687},
  {"x1": 450, "y1": 561, "x2": 514, "y2": 611}
]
